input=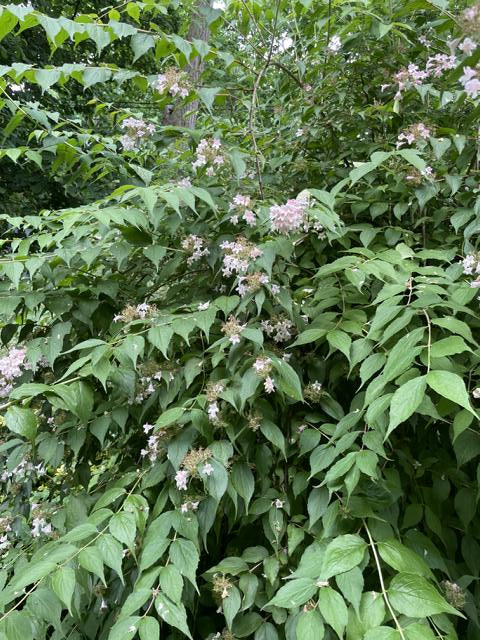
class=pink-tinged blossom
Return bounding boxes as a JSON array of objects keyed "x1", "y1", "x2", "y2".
[
  {"x1": 261, "y1": 317, "x2": 294, "y2": 343},
  {"x1": 253, "y1": 356, "x2": 273, "y2": 377},
  {"x1": 393, "y1": 64, "x2": 428, "y2": 99},
  {"x1": 459, "y1": 38, "x2": 477, "y2": 55},
  {"x1": 0, "y1": 346, "x2": 29, "y2": 398},
  {"x1": 155, "y1": 67, "x2": 190, "y2": 98},
  {"x1": 426, "y1": 54, "x2": 457, "y2": 77},
  {"x1": 460, "y1": 66, "x2": 480, "y2": 97},
  {"x1": 462, "y1": 254, "x2": 480, "y2": 275},
  {"x1": 175, "y1": 469, "x2": 189, "y2": 490},
  {"x1": 236, "y1": 272, "x2": 269, "y2": 297},
  {"x1": 264, "y1": 376, "x2": 275, "y2": 394},
  {"x1": 177, "y1": 178, "x2": 192, "y2": 188},
  {"x1": 202, "y1": 462, "x2": 214, "y2": 476},
  {"x1": 220, "y1": 237, "x2": 262, "y2": 276},
  {"x1": 418, "y1": 35, "x2": 431, "y2": 47},
  {"x1": 396, "y1": 122, "x2": 431, "y2": 148},
  {"x1": 229, "y1": 194, "x2": 256, "y2": 226},
  {"x1": 270, "y1": 197, "x2": 307, "y2": 234},
  {"x1": 192, "y1": 138, "x2": 225, "y2": 175},
  {"x1": 120, "y1": 117, "x2": 155, "y2": 151},
  {"x1": 143, "y1": 423, "x2": 155, "y2": 434}
]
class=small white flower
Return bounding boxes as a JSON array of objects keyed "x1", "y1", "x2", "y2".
[
  {"x1": 274, "y1": 499, "x2": 284, "y2": 509},
  {"x1": 202, "y1": 462, "x2": 214, "y2": 476},
  {"x1": 197, "y1": 301, "x2": 210, "y2": 310}
]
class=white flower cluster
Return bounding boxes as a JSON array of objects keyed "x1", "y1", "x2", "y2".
[
  {"x1": 220, "y1": 237, "x2": 262, "y2": 276},
  {"x1": 0, "y1": 346, "x2": 29, "y2": 398},
  {"x1": 181, "y1": 235, "x2": 210, "y2": 265},
  {"x1": 261, "y1": 317, "x2": 294, "y2": 343},
  {"x1": 252, "y1": 356, "x2": 275, "y2": 393},
  {"x1": 229, "y1": 194, "x2": 256, "y2": 226},
  {"x1": 155, "y1": 67, "x2": 190, "y2": 98},
  {"x1": 120, "y1": 117, "x2": 155, "y2": 151},
  {"x1": 192, "y1": 138, "x2": 225, "y2": 176}
]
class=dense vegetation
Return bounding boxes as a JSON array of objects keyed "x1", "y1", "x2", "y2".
[{"x1": 0, "y1": 0, "x2": 479, "y2": 638}]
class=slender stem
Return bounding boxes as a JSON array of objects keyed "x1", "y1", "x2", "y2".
[
  {"x1": 364, "y1": 523, "x2": 406, "y2": 640},
  {"x1": 422, "y1": 309, "x2": 432, "y2": 373}
]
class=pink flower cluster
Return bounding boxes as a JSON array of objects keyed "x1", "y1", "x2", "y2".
[
  {"x1": 460, "y1": 67, "x2": 480, "y2": 98},
  {"x1": 220, "y1": 237, "x2": 262, "y2": 276},
  {"x1": 462, "y1": 254, "x2": 480, "y2": 287},
  {"x1": 181, "y1": 235, "x2": 210, "y2": 264},
  {"x1": 270, "y1": 197, "x2": 307, "y2": 234},
  {"x1": 155, "y1": 67, "x2": 190, "y2": 98},
  {"x1": 221, "y1": 315, "x2": 246, "y2": 345},
  {"x1": 396, "y1": 122, "x2": 431, "y2": 148},
  {"x1": 229, "y1": 194, "x2": 256, "y2": 226},
  {"x1": 426, "y1": 54, "x2": 457, "y2": 77},
  {"x1": 392, "y1": 53, "x2": 458, "y2": 99},
  {"x1": 120, "y1": 117, "x2": 155, "y2": 150},
  {"x1": 192, "y1": 138, "x2": 225, "y2": 176},
  {"x1": 0, "y1": 347, "x2": 29, "y2": 398}
]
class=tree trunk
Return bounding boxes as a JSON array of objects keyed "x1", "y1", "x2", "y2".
[{"x1": 165, "y1": 0, "x2": 210, "y2": 128}]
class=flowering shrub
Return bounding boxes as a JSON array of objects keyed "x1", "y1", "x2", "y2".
[{"x1": 0, "y1": 1, "x2": 480, "y2": 639}]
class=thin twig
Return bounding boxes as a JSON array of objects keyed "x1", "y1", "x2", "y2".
[{"x1": 364, "y1": 523, "x2": 406, "y2": 640}]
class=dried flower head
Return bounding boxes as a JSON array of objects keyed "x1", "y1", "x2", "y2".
[
  {"x1": 221, "y1": 316, "x2": 246, "y2": 345},
  {"x1": 442, "y1": 581, "x2": 466, "y2": 609},
  {"x1": 213, "y1": 574, "x2": 233, "y2": 599},
  {"x1": 155, "y1": 67, "x2": 190, "y2": 98},
  {"x1": 304, "y1": 381, "x2": 324, "y2": 403}
]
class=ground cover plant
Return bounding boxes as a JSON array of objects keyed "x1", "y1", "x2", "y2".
[{"x1": 0, "y1": 0, "x2": 479, "y2": 638}]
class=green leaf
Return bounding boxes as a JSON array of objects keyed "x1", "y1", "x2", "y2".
[
  {"x1": 377, "y1": 540, "x2": 432, "y2": 577},
  {"x1": 139, "y1": 617, "x2": 160, "y2": 640},
  {"x1": 169, "y1": 538, "x2": 199, "y2": 589},
  {"x1": 318, "y1": 587, "x2": 348, "y2": 639},
  {"x1": 320, "y1": 534, "x2": 367, "y2": 580},
  {"x1": 364, "y1": 628, "x2": 401, "y2": 640},
  {"x1": 223, "y1": 585, "x2": 241, "y2": 629},
  {"x1": 148, "y1": 324, "x2": 173, "y2": 357},
  {"x1": 430, "y1": 336, "x2": 471, "y2": 357},
  {"x1": 155, "y1": 594, "x2": 192, "y2": 639},
  {"x1": 327, "y1": 330, "x2": 352, "y2": 361},
  {"x1": 272, "y1": 358, "x2": 303, "y2": 401},
  {"x1": 267, "y1": 578, "x2": 317, "y2": 608},
  {"x1": 78, "y1": 547, "x2": 106, "y2": 585},
  {"x1": 386, "y1": 376, "x2": 427, "y2": 438},
  {"x1": 426, "y1": 370, "x2": 477, "y2": 416},
  {"x1": 51, "y1": 566, "x2": 75, "y2": 613},
  {"x1": 296, "y1": 609, "x2": 325, "y2": 639},
  {"x1": 231, "y1": 463, "x2": 255, "y2": 512},
  {"x1": 388, "y1": 573, "x2": 462, "y2": 617},
  {"x1": 109, "y1": 511, "x2": 136, "y2": 548},
  {"x1": 156, "y1": 407, "x2": 185, "y2": 431},
  {"x1": 336, "y1": 566, "x2": 363, "y2": 615},
  {"x1": 5, "y1": 406, "x2": 37, "y2": 441},
  {"x1": 97, "y1": 534, "x2": 124, "y2": 583},
  {"x1": 160, "y1": 565, "x2": 183, "y2": 603}
]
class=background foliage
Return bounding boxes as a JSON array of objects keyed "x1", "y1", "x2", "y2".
[{"x1": 0, "y1": 0, "x2": 479, "y2": 638}]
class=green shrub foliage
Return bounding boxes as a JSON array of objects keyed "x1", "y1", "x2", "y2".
[{"x1": 0, "y1": 0, "x2": 479, "y2": 638}]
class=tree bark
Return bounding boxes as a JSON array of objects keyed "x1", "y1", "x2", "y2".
[{"x1": 165, "y1": 0, "x2": 210, "y2": 128}]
